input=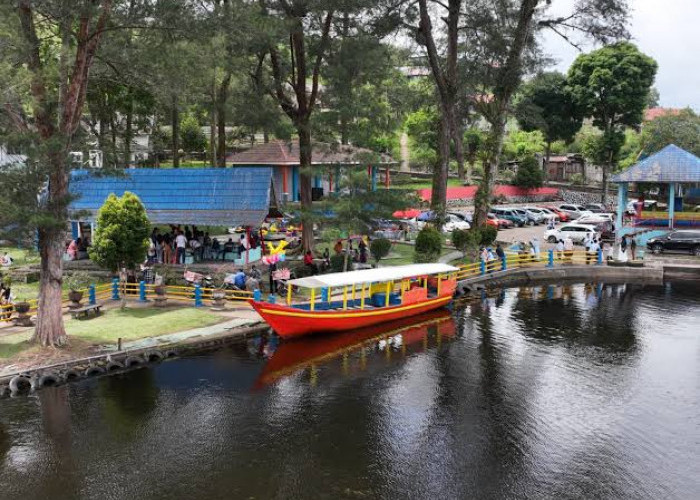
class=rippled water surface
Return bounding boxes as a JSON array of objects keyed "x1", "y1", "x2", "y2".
[{"x1": 0, "y1": 282, "x2": 698, "y2": 499}]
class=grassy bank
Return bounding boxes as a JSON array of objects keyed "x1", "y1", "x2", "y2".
[{"x1": 0, "y1": 307, "x2": 222, "y2": 359}]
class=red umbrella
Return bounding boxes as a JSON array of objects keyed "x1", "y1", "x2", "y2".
[{"x1": 393, "y1": 208, "x2": 421, "y2": 219}]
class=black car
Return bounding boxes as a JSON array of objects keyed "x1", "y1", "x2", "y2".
[{"x1": 647, "y1": 230, "x2": 700, "y2": 256}]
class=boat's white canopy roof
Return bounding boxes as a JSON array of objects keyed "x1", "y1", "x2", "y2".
[{"x1": 288, "y1": 263, "x2": 459, "y2": 289}]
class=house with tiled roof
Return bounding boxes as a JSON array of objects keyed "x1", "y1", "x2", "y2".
[
  {"x1": 644, "y1": 107, "x2": 682, "y2": 122},
  {"x1": 227, "y1": 139, "x2": 397, "y2": 203}
]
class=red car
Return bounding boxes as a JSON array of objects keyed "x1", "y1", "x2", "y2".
[
  {"x1": 488, "y1": 213, "x2": 513, "y2": 228},
  {"x1": 539, "y1": 206, "x2": 569, "y2": 222}
]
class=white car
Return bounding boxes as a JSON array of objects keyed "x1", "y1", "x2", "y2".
[
  {"x1": 578, "y1": 213, "x2": 614, "y2": 224},
  {"x1": 523, "y1": 206, "x2": 557, "y2": 223},
  {"x1": 442, "y1": 213, "x2": 470, "y2": 233},
  {"x1": 557, "y1": 204, "x2": 594, "y2": 220},
  {"x1": 545, "y1": 223, "x2": 598, "y2": 244}
]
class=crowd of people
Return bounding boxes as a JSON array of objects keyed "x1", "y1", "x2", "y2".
[{"x1": 147, "y1": 225, "x2": 261, "y2": 265}]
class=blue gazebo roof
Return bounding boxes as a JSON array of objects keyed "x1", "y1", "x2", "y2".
[
  {"x1": 611, "y1": 144, "x2": 700, "y2": 184},
  {"x1": 69, "y1": 167, "x2": 272, "y2": 226}
]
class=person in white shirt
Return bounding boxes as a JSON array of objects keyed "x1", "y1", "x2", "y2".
[
  {"x1": 175, "y1": 232, "x2": 187, "y2": 264},
  {"x1": 563, "y1": 236, "x2": 574, "y2": 262},
  {"x1": 555, "y1": 239, "x2": 564, "y2": 259},
  {"x1": 587, "y1": 238, "x2": 600, "y2": 265}
]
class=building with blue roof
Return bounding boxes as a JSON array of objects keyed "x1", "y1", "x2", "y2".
[
  {"x1": 68, "y1": 167, "x2": 272, "y2": 237},
  {"x1": 612, "y1": 144, "x2": 700, "y2": 231}
]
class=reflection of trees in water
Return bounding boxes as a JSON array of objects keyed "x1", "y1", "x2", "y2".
[
  {"x1": 510, "y1": 283, "x2": 637, "y2": 353},
  {"x1": 37, "y1": 386, "x2": 79, "y2": 498},
  {"x1": 99, "y1": 368, "x2": 160, "y2": 439},
  {"x1": 439, "y1": 299, "x2": 532, "y2": 497}
]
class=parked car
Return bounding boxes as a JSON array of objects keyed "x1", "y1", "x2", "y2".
[
  {"x1": 646, "y1": 230, "x2": 700, "y2": 256},
  {"x1": 540, "y1": 206, "x2": 569, "y2": 222},
  {"x1": 584, "y1": 203, "x2": 609, "y2": 213},
  {"x1": 512, "y1": 208, "x2": 544, "y2": 225},
  {"x1": 544, "y1": 223, "x2": 598, "y2": 244},
  {"x1": 578, "y1": 213, "x2": 614, "y2": 224},
  {"x1": 488, "y1": 213, "x2": 513, "y2": 228},
  {"x1": 557, "y1": 204, "x2": 594, "y2": 220},
  {"x1": 523, "y1": 206, "x2": 556, "y2": 223},
  {"x1": 492, "y1": 208, "x2": 528, "y2": 227},
  {"x1": 626, "y1": 199, "x2": 668, "y2": 215},
  {"x1": 443, "y1": 213, "x2": 471, "y2": 233}
]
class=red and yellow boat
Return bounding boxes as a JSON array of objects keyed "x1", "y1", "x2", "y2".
[
  {"x1": 254, "y1": 309, "x2": 456, "y2": 388},
  {"x1": 250, "y1": 263, "x2": 458, "y2": 339}
]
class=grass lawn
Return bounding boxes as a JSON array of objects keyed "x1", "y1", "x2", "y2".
[
  {"x1": 0, "y1": 307, "x2": 223, "y2": 359},
  {"x1": 0, "y1": 246, "x2": 40, "y2": 267},
  {"x1": 394, "y1": 178, "x2": 466, "y2": 190}
]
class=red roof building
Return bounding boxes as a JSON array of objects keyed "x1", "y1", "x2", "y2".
[
  {"x1": 227, "y1": 140, "x2": 396, "y2": 203},
  {"x1": 644, "y1": 107, "x2": 682, "y2": 122}
]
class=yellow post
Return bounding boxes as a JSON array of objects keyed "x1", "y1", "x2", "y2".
[
  {"x1": 342, "y1": 286, "x2": 348, "y2": 310},
  {"x1": 360, "y1": 283, "x2": 366, "y2": 309},
  {"x1": 384, "y1": 281, "x2": 391, "y2": 307},
  {"x1": 437, "y1": 274, "x2": 442, "y2": 296},
  {"x1": 352, "y1": 284, "x2": 356, "y2": 301},
  {"x1": 400, "y1": 280, "x2": 406, "y2": 301},
  {"x1": 286, "y1": 284, "x2": 292, "y2": 305},
  {"x1": 310, "y1": 288, "x2": 316, "y2": 311}
]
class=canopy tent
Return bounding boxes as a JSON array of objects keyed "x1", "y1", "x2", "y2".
[
  {"x1": 288, "y1": 263, "x2": 458, "y2": 289},
  {"x1": 69, "y1": 167, "x2": 272, "y2": 226},
  {"x1": 611, "y1": 144, "x2": 700, "y2": 231}
]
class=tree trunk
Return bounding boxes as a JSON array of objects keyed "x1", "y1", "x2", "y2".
[
  {"x1": 453, "y1": 119, "x2": 465, "y2": 181},
  {"x1": 209, "y1": 99, "x2": 217, "y2": 168},
  {"x1": 543, "y1": 140, "x2": 551, "y2": 184},
  {"x1": 33, "y1": 150, "x2": 69, "y2": 346},
  {"x1": 216, "y1": 72, "x2": 231, "y2": 167},
  {"x1": 474, "y1": 113, "x2": 507, "y2": 227},
  {"x1": 431, "y1": 111, "x2": 451, "y2": 224},
  {"x1": 298, "y1": 122, "x2": 314, "y2": 252},
  {"x1": 171, "y1": 94, "x2": 179, "y2": 168},
  {"x1": 263, "y1": 130, "x2": 269, "y2": 143},
  {"x1": 124, "y1": 93, "x2": 133, "y2": 167}
]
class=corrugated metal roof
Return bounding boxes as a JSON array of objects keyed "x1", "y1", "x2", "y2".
[
  {"x1": 227, "y1": 139, "x2": 396, "y2": 166},
  {"x1": 611, "y1": 144, "x2": 700, "y2": 184},
  {"x1": 0, "y1": 147, "x2": 26, "y2": 167},
  {"x1": 69, "y1": 167, "x2": 271, "y2": 226}
]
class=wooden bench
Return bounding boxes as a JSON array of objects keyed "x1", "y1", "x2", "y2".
[{"x1": 70, "y1": 302, "x2": 103, "y2": 320}]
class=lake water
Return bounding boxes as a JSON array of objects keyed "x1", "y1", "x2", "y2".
[{"x1": 0, "y1": 282, "x2": 698, "y2": 499}]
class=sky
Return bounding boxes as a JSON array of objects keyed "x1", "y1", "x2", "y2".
[{"x1": 542, "y1": 0, "x2": 699, "y2": 110}]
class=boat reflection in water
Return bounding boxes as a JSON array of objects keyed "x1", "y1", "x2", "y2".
[{"x1": 254, "y1": 309, "x2": 456, "y2": 388}]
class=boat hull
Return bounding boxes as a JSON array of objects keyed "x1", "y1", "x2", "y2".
[{"x1": 250, "y1": 295, "x2": 453, "y2": 339}]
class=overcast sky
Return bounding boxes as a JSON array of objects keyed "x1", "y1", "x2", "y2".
[{"x1": 542, "y1": 0, "x2": 699, "y2": 110}]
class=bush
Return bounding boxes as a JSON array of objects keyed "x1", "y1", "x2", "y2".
[
  {"x1": 414, "y1": 226, "x2": 442, "y2": 263},
  {"x1": 451, "y1": 229, "x2": 478, "y2": 253},
  {"x1": 514, "y1": 155, "x2": 544, "y2": 189},
  {"x1": 89, "y1": 192, "x2": 150, "y2": 272},
  {"x1": 180, "y1": 113, "x2": 207, "y2": 152},
  {"x1": 478, "y1": 225, "x2": 498, "y2": 246},
  {"x1": 370, "y1": 238, "x2": 392, "y2": 263},
  {"x1": 569, "y1": 172, "x2": 585, "y2": 185},
  {"x1": 329, "y1": 254, "x2": 345, "y2": 273},
  {"x1": 64, "y1": 271, "x2": 92, "y2": 291}
]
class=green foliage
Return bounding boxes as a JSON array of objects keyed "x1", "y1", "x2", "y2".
[
  {"x1": 478, "y1": 225, "x2": 498, "y2": 246},
  {"x1": 64, "y1": 271, "x2": 92, "y2": 291},
  {"x1": 180, "y1": 113, "x2": 207, "y2": 152},
  {"x1": 569, "y1": 173, "x2": 585, "y2": 185},
  {"x1": 515, "y1": 71, "x2": 583, "y2": 146},
  {"x1": 413, "y1": 226, "x2": 442, "y2": 263},
  {"x1": 451, "y1": 229, "x2": 477, "y2": 253},
  {"x1": 405, "y1": 107, "x2": 439, "y2": 168},
  {"x1": 502, "y1": 130, "x2": 545, "y2": 161},
  {"x1": 568, "y1": 43, "x2": 657, "y2": 131},
  {"x1": 329, "y1": 254, "x2": 345, "y2": 273},
  {"x1": 514, "y1": 155, "x2": 544, "y2": 189},
  {"x1": 641, "y1": 109, "x2": 700, "y2": 157},
  {"x1": 370, "y1": 238, "x2": 392, "y2": 263},
  {"x1": 89, "y1": 193, "x2": 150, "y2": 272}
]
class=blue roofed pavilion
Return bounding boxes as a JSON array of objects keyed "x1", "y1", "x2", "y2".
[
  {"x1": 69, "y1": 167, "x2": 272, "y2": 226},
  {"x1": 611, "y1": 144, "x2": 700, "y2": 231}
]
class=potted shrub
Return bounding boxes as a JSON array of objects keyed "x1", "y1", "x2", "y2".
[
  {"x1": 65, "y1": 271, "x2": 92, "y2": 308},
  {"x1": 14, "y1": 300, "x2": 30, "y2": 314},
  {"x1": 13, "y1": 298, "x2": 32, "y2": 327}
]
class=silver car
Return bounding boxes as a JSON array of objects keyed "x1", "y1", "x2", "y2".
[{"x1": 557, "y1": 204, "x2": 593, "y2": 220}]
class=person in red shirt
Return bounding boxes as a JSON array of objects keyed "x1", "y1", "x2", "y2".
[{"x1": 303, "y1": 250, "x2": 317, "y2": 274}]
